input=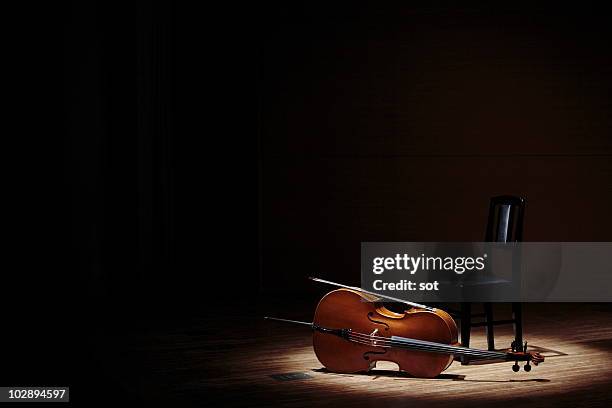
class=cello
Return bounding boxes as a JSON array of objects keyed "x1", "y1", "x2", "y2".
[{"x1": 266, "y1": 279, "x2": 543, "y2": 378}]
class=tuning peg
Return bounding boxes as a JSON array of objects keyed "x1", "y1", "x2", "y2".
[
  {"x1": 512, "y1": 362, "x2": 520, "y2": 372},
  {"x1": 524, "y1": 362, "x2": 532, "y2": 372}
]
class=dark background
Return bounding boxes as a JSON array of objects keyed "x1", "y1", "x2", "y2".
[
  {"x1": 10, "y1": 1, "x2": 611, "y2": 406},
  {"x1": 68, "y1": 1, "x2": 612, "y2": 307}
]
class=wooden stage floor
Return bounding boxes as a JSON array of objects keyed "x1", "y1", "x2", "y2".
[{"x1": 96, "y1": 302, "x2": 612, "y2": 407}]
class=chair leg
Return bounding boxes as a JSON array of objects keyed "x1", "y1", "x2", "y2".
[
  {"x1": 460, "y1": 303, "x2": 471, "y2": 364},
  {"x1": 484, "y1": 302, "x2": 495, "y2": 350},
  {"x1": 512, "y1": 302, "x2": 523, "y2": 347}
]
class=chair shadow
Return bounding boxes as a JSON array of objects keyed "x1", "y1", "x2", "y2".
[{"x1": 312, "y1": 368, "x2": 550, "y2": 383}]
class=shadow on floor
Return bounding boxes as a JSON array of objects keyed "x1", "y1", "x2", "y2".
[{"x1": 312, "y1": 367, "x2": 550, "y2": 383}]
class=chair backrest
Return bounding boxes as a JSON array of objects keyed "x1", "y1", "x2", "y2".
[{"x1": 485, "y1": 196, "x2": 525, "y2": 243}]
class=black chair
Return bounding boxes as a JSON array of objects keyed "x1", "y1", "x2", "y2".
[{"x1": 457, "y1": 196, "x2": 525, "y2": 362}]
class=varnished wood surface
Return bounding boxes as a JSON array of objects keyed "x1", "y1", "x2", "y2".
[
  {"x1": 95, "y1": 303, "x2": 612, "y2": 407},
  {"x1": 312, "y1": 289, "x2": 455, "y2": 377}
]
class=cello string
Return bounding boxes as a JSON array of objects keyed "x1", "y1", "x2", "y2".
[
  {"x1": 346, "y1": 332, "x2": 508, "y2": 359},
  {"x1": 362, "y1": 337, "x2": 507, "y2": 359},
  {"x1": 348, "y1": 331, "x2": 508, "y2": 357},
  {"x1": 347, "y1": 337, "x2": 504, "y2": 359},
  {"x1": 346, "y1": 336, "x2": 507, "y2": 359},
  {"x1": 353, "y1": 337, "x2": 506, "y2": 358}
]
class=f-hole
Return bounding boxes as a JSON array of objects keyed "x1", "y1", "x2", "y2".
[{"x1": 367, "y1": 312, "x2": 390, "y2": 331}]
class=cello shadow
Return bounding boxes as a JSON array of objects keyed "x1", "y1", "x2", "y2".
[
  {"x1": 312, "y1": 368, "x2": 550, "y2": 383},
  {"x1": 454, "y1": 377, "x2": 551, "y2": 383}
]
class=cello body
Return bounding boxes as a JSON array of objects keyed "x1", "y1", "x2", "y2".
[{"x1": 312, "y1": 288, "x2": 458, "y2": 378}]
